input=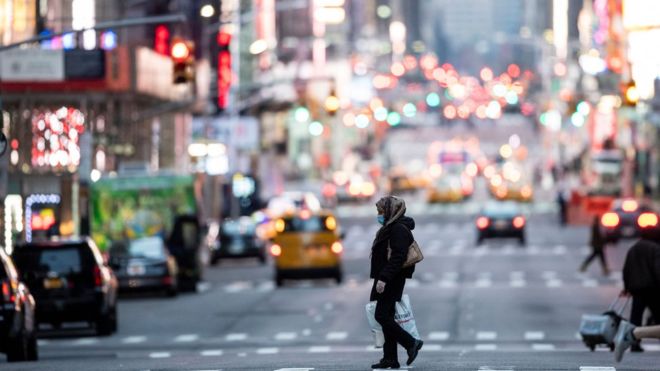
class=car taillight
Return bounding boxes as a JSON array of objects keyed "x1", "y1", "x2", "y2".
[
  {"x1": 331, "y1": 242, "x2": 343, "y2": 254},
  {"x1": 162, "y1": 276, "x2": 173, "y2": 285},
  {"x1": 2, "y1": 281, "x2": 15, "y2": 303},
  {"x1": 601, "y1": 212, "x2": 620, "y2": 228},
  {"x1": 270, "y1": 244, "x2": 282, "y2": 257},
  {"x1": 476, "y1": 217, "x2": 490, "y2": 229},
  {"x1": 622, "y1": 200, "x2": 638, "y2": 213},
  {"x1": 93, "y1": 265, "x2": 103, "y2": 287},
  {"x1": 638, "y1": 213, "x2": 659, "y2": 228},
  {"x1": 513, "y1": 216, "x2": 525, "y2": 229}
]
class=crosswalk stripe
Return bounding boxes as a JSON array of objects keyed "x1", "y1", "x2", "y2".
[
  {"x1": 532, "y1": 343, "x2": 555, "y2": 351},
  {"x1": 122, "y1": 336, "x2": 146, "y2": 344},
  {"x1": 275, "y1": 332, "x2": 297, "y2": 341},
  {"x1": 578, "y1": 368, "x2": 616, "y2": 371},
  {"x1": 524, "y1": 331, "x2": 545, "y2": 341},
  {"x1": 175, "y1": 334, "x2": 199, "y2": 342},
  {"x1": 149, "y1": 352, "x2": 171, "y2": 358},
  {"x1": 308, "y1": 346, "x2": 331, "y2": 353},
  {"x1": 428, "y1": 331, "x2": 450, "y2": 341},
  {"x1": 71, "y1": 338, "x2": 99, "y2": 345},
  {"x1": 226, "y1": 333, "x2": 247, "y2": 341},
  {"x1": 476, "y1": 332, "x2": 497, "y2": 340},
  {"x1": 200, "y1": 349, "x2": 223, "y2": 356},
  {"x1": 475, "y1": 344, "x2": 498, "y2": 351},
  {"x1": 423, "y1": 344, "x2": 443, "y2": 351},
  {"x1": 257, "y1": 347, "x2": 279, "y2": 355},
  {"x1": 326, "y1": 332, "x2": 347, "y2": 341}
]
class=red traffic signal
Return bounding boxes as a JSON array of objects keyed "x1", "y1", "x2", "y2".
[{"x1": 171, "y1": 39, "x2": 191, "y2": 61}]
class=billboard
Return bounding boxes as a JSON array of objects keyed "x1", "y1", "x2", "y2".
[
  {"x1": 90, "y1": 175, "x2": 197, "y2": 250},
  {"x1": 0, "y1": 49, "x2": 64, "y2": 81}
]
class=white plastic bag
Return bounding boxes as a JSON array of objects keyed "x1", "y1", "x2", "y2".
[{"x1": 365, "y1": 294, "x2": 421, "y2": 348}]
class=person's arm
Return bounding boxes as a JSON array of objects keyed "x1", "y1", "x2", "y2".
[{"x1": 378, "y1": 224, "x2": 412, "y2": 283}]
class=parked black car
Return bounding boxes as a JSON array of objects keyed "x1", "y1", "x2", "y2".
[
  {"x1": 211, "y1": 217, "x2": 266, "y2": 265},
  {"x1": 166, "y1": 214, "x2": 203, "y2": 291},
  {"x1": 109, "y1": 236, "x2": 178, "y2": 297},
  {"x1": 0, "y1": 248, "x2": 38, "y2": 362},
  {"x1": 476, "y1": 202, "x2": 526, "y2": 245},
  {"x1": 13, "y1": 238, "x2": 118, "y2": 336}
]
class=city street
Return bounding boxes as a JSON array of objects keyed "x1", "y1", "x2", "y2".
[{"x1": 3, "y1": 198, "x2": 657, "y2": 371}]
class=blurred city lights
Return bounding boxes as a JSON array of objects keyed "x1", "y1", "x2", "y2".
[
  {"x1": 480, "y1": 67, "x2": 494, "y2": 81},
  {"x1": 343, "y1": 112, "x2": 356, "y2": 127},
  {"x1": 505, "y1": 91, "x2": 519, "y2": 105},
  {"x1": 295, "y1": 107, "x2": 310, "y2": 122},
  {"x1": 309, "y1": 121, "x2": 324, "y2": 136},
  {"x1": 577, "y1": 101, "x2": 591, "y2": 116},
  {"x1": 486, "y1": 101, "x2": 502, "y2": 119},
  {"x1": 571, "y1": 112, "x2": 586, "y2": 127},
  {"x1": 509, "y1": 134, "x2": 521, "y2": 148},
  {"x1": 507, "y1": 64, "x2": 521, "y2": 78},
  {"x1": 402, "y1": 103, "x2": 417, "y2": 117},
  {"x1": 374, "y1": 107, "x2": 388, "y2": 121},
  {"x1": 386, "y1": 112, "x2": 402, "y2": 126},
  {"x1": 443, "y1": 105, "x2": 457, "y2": 119},
  {"x1": 426, "y1": 92, "x2": 441, "y2": 107},
  {"x1": 543, "y1": 109, "x2": 562, "y2": 131},
  {"x1": 500, "y1": 144, "x2": 513, "y2": 159},
  {"x1": 324, "y1": 94, "x2": 341, "y2": 113},
  {"x1": 355, "y1": 114, "x2": 370, "y2": 128},
  {"x1": 249, "y1": 39, "x2": 268, "y2": 55},
  {"x1": 377, "y1": 5, "x2": 392, "y2": 18},
  {"x1": 101, "y1": 30, "x2": 117, "y2": 50},
  {"x1": 553, "y1": 62, "x2": 567, "y2": 76},
  {"x1": 200, "y1": 4, "x2": 215, "y2": 18},
  {"x1": 391, "y1": 62, "x2": 405, "y2": 77}
]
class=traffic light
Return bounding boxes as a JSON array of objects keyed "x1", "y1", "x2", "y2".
[
  {"x1": 171, "y1": 38, "x2": 194, "y2": 84},
  {"x1": 324, "y1": 90, "x2": 340, "y2": 116},
  {"x1": 623, "y1": 81, "x2": 639, "y2": 106},
  {"x1": 217, "y1": 30, "x2": 232, "y2": 111},
  {"x1": 154, "y1": 25, "x2": 170, "y2": 55}
]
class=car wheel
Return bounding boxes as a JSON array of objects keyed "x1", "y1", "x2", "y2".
[
  {"x1": 275, "y1": 272, "x2": 284, "y2": 287},
  {"x1": 210, "y1": 255, "x2": 220, "y2": 266},
  {"x1": 27, "y1": 333, "x2": 38, "y2": 361},
  {"x1": 166, "y1": 283, "x2": 178, "y2": 297},
  {"x1": 7, "y1": 332, "x2": 28, "y2": 362},
  {"x1": 96, "y1": 312, "x2": 114, "y2": 336},
  {"x1": 334, "y1": 270, "x2": 343, "y2": 285},
  {"x1": 258, "y1": 252, "x2": 267, "y2": 265},
  {"x1": 476, "y1": 237, "x2": 484, "y2": 246},
  {"x1": 518, "y1": 236, "x2": 526, "y2": 246},
  {"x1": 110, "y1": 306, "x2": 118, "y2": 333}
]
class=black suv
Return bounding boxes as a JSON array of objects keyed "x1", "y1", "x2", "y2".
[
  {"x1": 13, "y1": 238, "x2": 118, "y2": 336},
  {"x1": 0, "y1": 248, "x2": 38, "y2": 362}
]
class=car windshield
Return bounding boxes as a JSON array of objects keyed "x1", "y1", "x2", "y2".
[
  {"x1": 128, "y1": 238, "x2": 166, "y2": 259},
  {"x1": 283, "y1": 216, "x2": 332, "y2": 233},
  {"x1": 483, "y1": 202, "x2": 520, "y2": 216},
  {"x1": 13, "y1": 244, "x2": 93, "y2": 275}
]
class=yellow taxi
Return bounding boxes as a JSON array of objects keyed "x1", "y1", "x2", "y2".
[
  {"x1": 427, "y1": 176, "x2": 464, "y2": 203},
  {"x1": 269, "y1": 210, "x2": 344, "y2": 286},
  {"x1": 492, "y1": 181, "x2": 534, "y2": 202}
]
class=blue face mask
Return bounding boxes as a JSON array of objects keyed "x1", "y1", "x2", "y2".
[{"x1": 377, "y1": 215, "x2": 385, "y2": 225}]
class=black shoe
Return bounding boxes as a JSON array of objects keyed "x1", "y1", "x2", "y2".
[
  {"x1": 371, "y1": 358, "x2": 400, "y2": 369},
  {"x1": 406, "y1": 339, "x2": 424, "y2": 366},
  {"x1": 631, "y1": 343, "x2": 644, "y2": 352}
]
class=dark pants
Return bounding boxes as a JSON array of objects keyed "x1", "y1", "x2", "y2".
[
  {"x1": 581, "y1": 247, "x2": 608, "y2": 273},
  {"x1": 374, "y1": 278, "x2": 415, "y2": 362},
  {"x1": 630, "y1": 291, "x2": 660, "y2": 327}
]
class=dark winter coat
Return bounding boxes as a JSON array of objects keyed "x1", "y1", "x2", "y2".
[
  {"x1": 623, "y1": 239, "x2": 660, "y2": 293},
  {"x1": 369, "y1": 216, "x2": 415, "y2": 286}
]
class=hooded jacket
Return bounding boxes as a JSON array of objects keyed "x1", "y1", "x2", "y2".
[
  {"x1": 370, "y1": 196, "x2": 416, "y2": 283},
  {"x1": 623, "y1": 239, "x2": 660, "y2": 293}
]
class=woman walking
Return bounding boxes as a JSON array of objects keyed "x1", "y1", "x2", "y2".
[
  {"x1": 580, "y1": 215, "x2": 610, "y2": 276},
  {"x1": 369, "y1": 196, "x2": 423, "y2": 369}
]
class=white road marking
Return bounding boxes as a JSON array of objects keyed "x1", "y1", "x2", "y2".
[
  {"x1": 510, "y1": 280, "x2": 526, "y2": 288},
  {"x1": 37, "y1": 340, "x2": 50, "y2": 346},
  {"x1": 444, "y1": 272, "x2": 459, "y2": 280},
  {"x1": 546, "y1": 279, "x2": 563, "y2": 288},
  {"x1": 224, "y1": 281, "x2": 252, "y2": 293},
  {"x1": 476, "y1": 332, "x2": 497, "y2": 340},
  {"x1": 407, "y1": 279, "x2": 421, "y2": 288},
  {"x1": 256, "y1": 281, "x2": 275, "y2": 292},
  {"x1": 553, "y1": 245, "x2": 567, "y2": 255},
  {"x1": 226, "y1": 333, "x2": 247, "y2": 341},
  {"x1": 200, "y1": 349, "x2": 224, "y2": 356},
  {"x1": 475, "y1": 279, "x2": 492, "y2": 288},
  {"x1": 122, "y1": 336, "x2": 146, "y2": 344},
  {"x1": 478, "y1": 368, "x2": 513, "y2": 371},
  {"x1": 308, "y1": 346, "x2": 331, "y2": 353},
  {"x1": 510, "y1": 271, "x2": 525, "y2": 279},
  {"x1": 578, "y1": 368, "x2": 616, "y2": 371},
  {"x1": 302, "y1": 329, "x2": 312, "y2": 336},
  {"x1": 582, "y1": 279, "x2": 599, "y2": 288},
  {"x1": 423, "y1": 344, "x2": 443, "y2": 351},
  {"x1": 428, "y1": 331, "x2": 450, "y2": 341},
  {"x1": 175, "y1": 334, "x2": 199, "y2": 342},
  {"x1": 643, "y1": 344, "x2": 660, "y2": 351},
  {"x1": 531, "y1": 343, "x2": 555, "y2": 351},
  {"x1": 275, "y1": 332, "x2": 297, "y2": 341},
  {"x1": 475, "y1": 344, "x2": 498, "y2": 351},
  {"x1": 326, "y1": 332, "x2": 347, "y2": 341},
  {"x1": 365, "y1": 345, "x2": 380, "y2": 352},
  {"x1": 524, "y1": 331, "x2": 545, "y2": 341},
  {"x1": 541, "y1": 271, "x2": 557, "y2": 279},
  {"x1": 257, "y1": 347, "x2": 279, "y2": 355},
  {"x1": 149, "y1": 352, "x2": 171, "y2": 358},
  {"x1": 439, "y1": 280, "x2": 458, "y2": 288},
  {"x1": 274, "y1": 369, "x2": 315, "y2": 371},
  {"x1": 71, "y1": 338, "x2": 99, "y2": 345},
  {"x1": 196, "y1": 282, "x2": 212, "y2": 293}
]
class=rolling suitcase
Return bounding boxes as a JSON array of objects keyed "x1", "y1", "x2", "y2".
[{"x1": 579, "y1": 296, "x2": 630, "y2": 351}]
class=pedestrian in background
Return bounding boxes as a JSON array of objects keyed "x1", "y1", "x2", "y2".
[
  {"x1": 580, "y1": 216, "x2": 610, "y2": 276},
  {"x1": 556, "y1": 177, "x2": 569, "y2": 226},
  {"x1": 620, "y1": 239, "x2": 660, "y2": 353},
  {"x1": 369, "y1": 196, "x2": 423, "y2": 369}
]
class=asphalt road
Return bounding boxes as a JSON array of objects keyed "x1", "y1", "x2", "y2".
[{"x1": 3, "y1": 198, "x2": 659, "y2": 371}]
